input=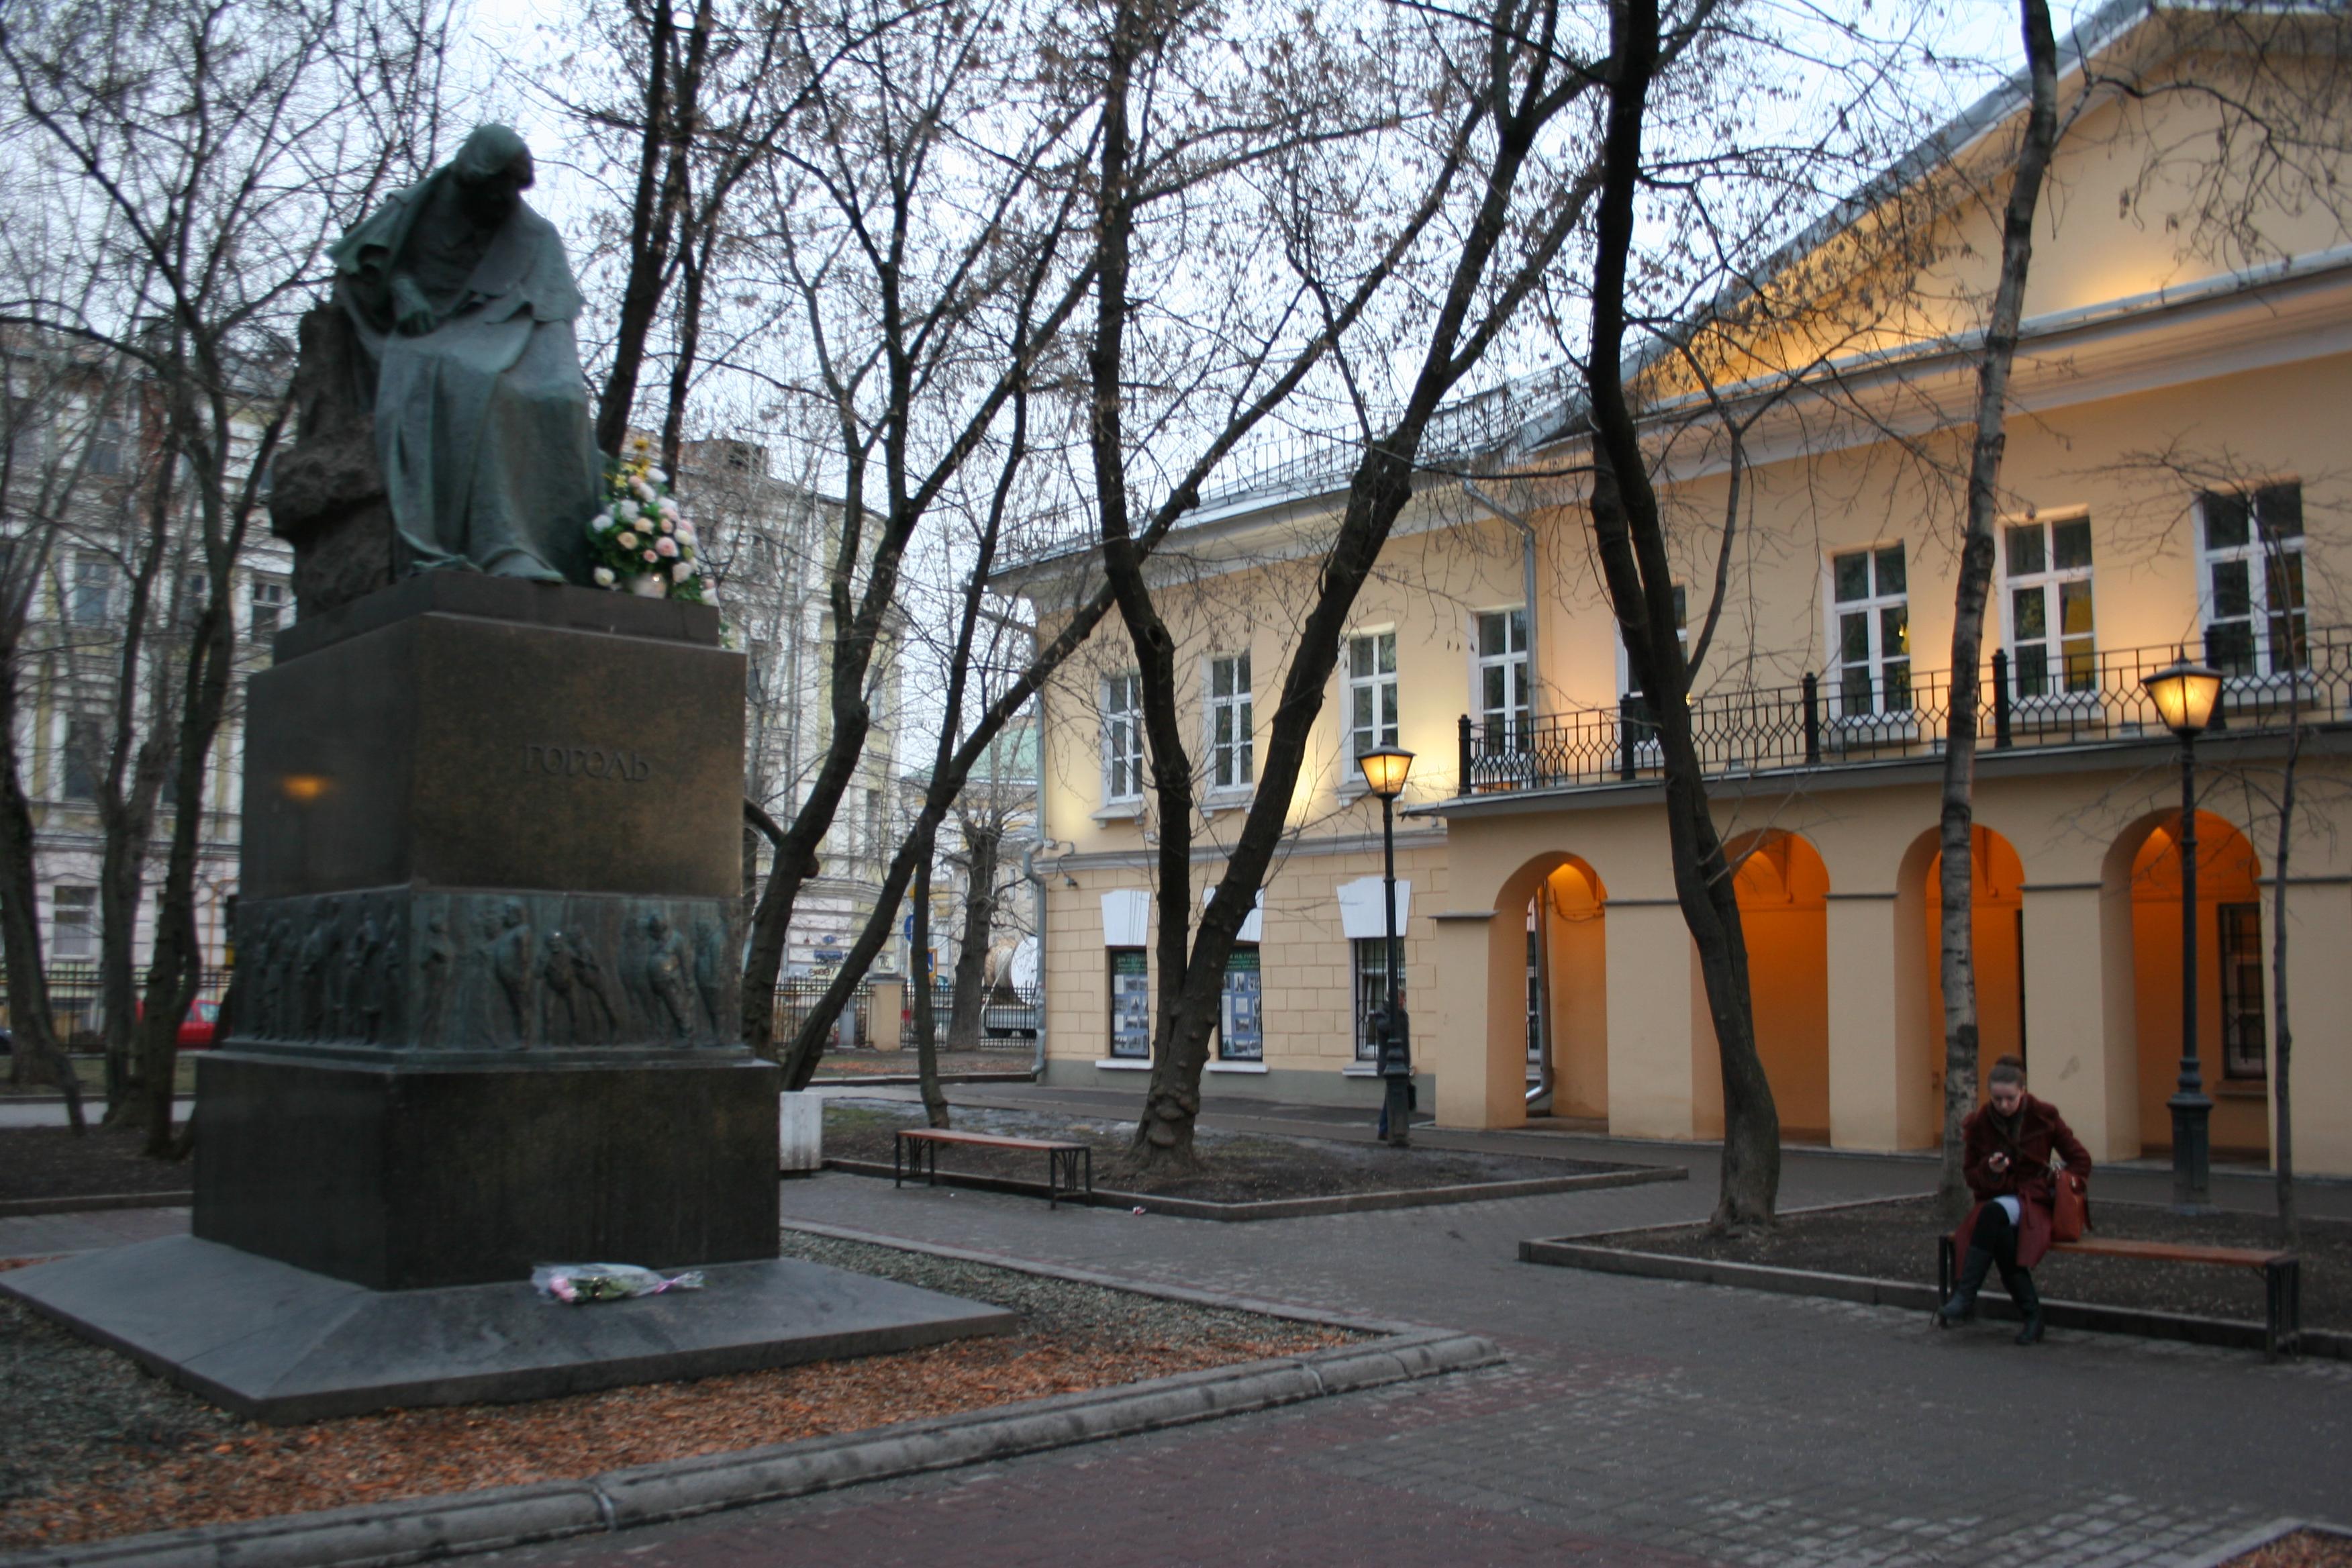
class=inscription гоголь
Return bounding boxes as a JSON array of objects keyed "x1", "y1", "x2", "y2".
[{"x1": 526, "y1": 743, "x2": 651, "y2": 781}]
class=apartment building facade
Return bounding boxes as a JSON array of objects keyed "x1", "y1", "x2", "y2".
[{"x1": 1011, "y1": 11, "x2": 2352, "y2": 1174}]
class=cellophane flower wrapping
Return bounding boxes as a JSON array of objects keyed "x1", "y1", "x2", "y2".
[{"x1": 531, "y1": 1263, "x2": 709, "y2": 1304}]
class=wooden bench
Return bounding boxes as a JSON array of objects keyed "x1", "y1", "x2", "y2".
[
  {"x1": 893, "y1": 1128, "x2": 1093, "y2": 1209},
  {"x1": 1939, "y1": 1233, "x2": 2302, "y2": 1359}
]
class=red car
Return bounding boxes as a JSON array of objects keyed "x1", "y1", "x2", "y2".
[{"x1": 133, "y1": 999, "x2": 220, "y2": 1048}]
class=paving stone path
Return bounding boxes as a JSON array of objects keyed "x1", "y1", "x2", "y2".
[{"x1": 6, "y1": 1099, "x2": 2345, "y2": 1567}]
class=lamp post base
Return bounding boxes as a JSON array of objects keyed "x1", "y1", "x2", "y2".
[{"x1": 2168, "y1": 1089, "x2": 2214, "y2": 1212}]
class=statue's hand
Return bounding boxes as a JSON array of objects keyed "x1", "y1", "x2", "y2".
[{"x1": 391, "y1": 275, "x2": 436, "y2": 337}]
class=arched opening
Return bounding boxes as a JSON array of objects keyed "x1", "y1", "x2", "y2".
[
  {"x1": 2116, "y1": 810, "x2": 2270, "y2": 1161},
  {"x1": 1490, "y1": 852, "x2": 1609, "y2": 1130},
  {"x1": 1900, "y1": 825, "x2": 2028, "y2": 1141},
  {"x1": 1702, "y1": 830, "x2": 1831, "y2": 1144}
]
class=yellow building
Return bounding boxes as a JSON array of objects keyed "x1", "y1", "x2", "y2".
[{"x1": 1009, "y1": 10, "x2": 2352, "y2": 1174}]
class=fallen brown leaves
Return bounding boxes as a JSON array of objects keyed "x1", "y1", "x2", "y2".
[
  {"x1": 2226, "y1": 1530, "x2": 2352, "y2": 1568},
  {"x1": 0, "y1": 1328, "x2": 1344, "y2": 1550}
]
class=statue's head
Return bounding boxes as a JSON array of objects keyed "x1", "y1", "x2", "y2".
[
  {"x1": 500, "y1": 898, "x2": 526, "y2": 928},
  {"x1": 453, "y1": 124, "x2": 534, "y2": 228}
]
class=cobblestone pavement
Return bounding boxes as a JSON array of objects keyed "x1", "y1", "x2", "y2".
[
  {"x1": 473, "y1": 1145, "x2": 2345, "y2": 1568},
  {"x1": 9, "y1": 1120, "x2": 2345, "y2": 1567}
]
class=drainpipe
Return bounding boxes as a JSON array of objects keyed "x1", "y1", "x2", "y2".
[{"x1": 1460, "y1": 481, "x2": 1555, "y2": 1112}]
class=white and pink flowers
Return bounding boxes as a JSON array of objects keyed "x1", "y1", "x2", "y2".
[{"x1": 584, "y1": 441, "x2": 712, "y2": 606}]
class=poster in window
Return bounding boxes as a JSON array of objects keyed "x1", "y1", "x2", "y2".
[{"x1": 1110, "y1": 950, "x2": 1150, "y2": 1059}]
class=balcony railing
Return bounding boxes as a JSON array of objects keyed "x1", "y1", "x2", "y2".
[{"x1": 1457, "y1": 632, "x2": 2352, "y2": 798}]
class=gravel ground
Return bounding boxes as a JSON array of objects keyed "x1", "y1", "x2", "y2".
[
  {"x1": 1589, "y1": 1195, "x2": 2349, "y2": 1330},
  {"x1": 0, "y1": 1236, "x2": 1356, "y2": 1550},
  {"x1": 825, "y1": 1098, "x2": 1637, "y2": 1202},
  {"x1": 0, "y1": 1127, "x2": 195, "y2": 1202}
]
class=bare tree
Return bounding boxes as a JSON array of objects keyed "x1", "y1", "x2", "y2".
[
  {"x1": 1935, "y1": 0, "x2": 2061, "y2": 1220},
  {"x1": 1, "y1": 0, "x2": 456, "y2": 1153}
]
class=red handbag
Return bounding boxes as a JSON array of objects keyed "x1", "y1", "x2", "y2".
[{"x1": 2051, "y1": 1169, "x2": 2089, "y2": 1243}]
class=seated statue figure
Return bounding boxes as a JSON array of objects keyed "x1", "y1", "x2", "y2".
[{"x1": 327, "y1": 124, "x2": 601, "y2": 583}]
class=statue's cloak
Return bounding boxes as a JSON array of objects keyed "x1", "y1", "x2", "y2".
[{"x1": 328, "y1": 135, "x2": 600, "y2": 583}]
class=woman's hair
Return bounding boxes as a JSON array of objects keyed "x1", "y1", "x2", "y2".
[{"x1": 1988, "y1": 1055, "x2": 2026, "y2": 1089}]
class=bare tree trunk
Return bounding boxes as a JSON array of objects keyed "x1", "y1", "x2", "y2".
[
  {"x1": 910, "y1": 826, "x2": 946, "y2": 1128},
  {"x1": 0, "y1": 662, "x2": 85, "y2": 1128},
  {"x1": 2271, "y1": 612, "x2": 2300, "y2": 1246},
  {"x1": 1938, "y1": 0, "x2": 2058, "y2": 1222},
  {"x1": 1580, "y1": 0, "x2": 1775, "y2": 1230},
  {"x1": 944, "y1": 820, "x2": 999, "y2": 1054}
]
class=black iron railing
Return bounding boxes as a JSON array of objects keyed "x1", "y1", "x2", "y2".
[
  {"x1": 1458, "y1": 632, "x2": 2352, "y2": 797},
  {"x1": 0, "y1": 965, "x2": 232, "y2": 1046}
]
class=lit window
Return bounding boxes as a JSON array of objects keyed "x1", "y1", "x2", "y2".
[
  {"x1": 2004, "y1": 516, "x2": 2095, "y2": 700},
  {"x1": 1830, "y1": 544, "x2": 1909, "y2": 716},
  {"x1": 1101, "y1": 672, "x2": 1143, "y2": 802},
  {"x1": 1345, "y1": 630, "x2": 1398, "y2": 761},
  {"x1": 2218, "y1": 903, "x2": 2267, "y2": 1081},
  {"x1": 2201, "y1": 485, "x2": 2306, "y2": 680},
  {"x1": 1207, "y1": 652, "x2": 1252, "y2": 791}
]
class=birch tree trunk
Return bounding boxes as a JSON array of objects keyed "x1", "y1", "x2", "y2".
[{"x1": 1938, "y1": 0, "x2": 2059, "y2": 1222}]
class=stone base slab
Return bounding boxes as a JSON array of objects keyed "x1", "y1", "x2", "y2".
[
  {"x1": 195, "y1": 1052, "x2": 781, "y2": 1290},
  {"x1": 0, "y1": 1235, "x2": 1016, "y2": 1424}
]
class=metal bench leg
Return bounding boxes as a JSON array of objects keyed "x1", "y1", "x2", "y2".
[
  {"x1": 1047, "y1": 1150, "x2": 1059, "y2": 1210},
  {"x1": 1937, "y1": 1236, "x2": 1955, "y2": 1320},
  {"x1": 893, "y1": 1136, "x2": 903, "y2": 1189},
  {"x1": 2267, "y1": 1258, "x2": 2302, "y2": 1361}
]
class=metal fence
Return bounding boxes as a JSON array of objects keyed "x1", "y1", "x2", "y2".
[
  {"x1": 0, "y1": 965, "x2": 232, "y2": 1048},
  {"x1": 771, "y1": 975, "x2": 875, "y2": 1051},
  {"x1": 914, "y1": 979, "x2": 1041, "y2": 1050},
  {"x1": 1460, "y1": 633, "x2": 2352, "y2": 797}
]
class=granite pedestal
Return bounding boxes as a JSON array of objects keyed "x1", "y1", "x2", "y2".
[{"x1": 1, "y1": 1237, "x2": 1017, "y2": 1423}]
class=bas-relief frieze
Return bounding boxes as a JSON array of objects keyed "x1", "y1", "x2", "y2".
[{"x1": 234, "y1": 889, "x2": 740, "y2": 1053}]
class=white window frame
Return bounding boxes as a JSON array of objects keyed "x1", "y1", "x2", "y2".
[
  {"x1": 1206, "y1": 651, "x2": 1253, "y2": 796},
  {"x1": 1613, "y1": 585, "x2": 1688, "y2": 769},
  {"x1": 1351, "y1": 936, "x2": 1398, "y2": 1062},
  {"x1": 52, "y1": 885, "x2": 96, "y2": 961},
  {"x1": 66, "y1": 556, "x2": 111, "y2": 626},
  {"x1": 1826, "y1": 542, "x2": 1911, "y2": 726},
  {"x1": 2199, "y1": 484, "x2": 2306, "y2": 683},
  {"x1": 1343, "y1": 629, "x2": 1398, "y2": 767},
  {"x1": 1473, "y1": 607, "x2": 1530, "y2": 743},
  {"x1": 249, "y1": 576, "x2": 289, "y2": 642},
  {"x1": 1100, "y1": 671, "x2": 1144, "y2": 804},
  {"x1": 1998, "y1": 510, "x2": 2098, "y2": 714}
]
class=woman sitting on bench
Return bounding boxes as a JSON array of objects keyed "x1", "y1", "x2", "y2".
[{"x1": 1937, "y1": 1055, "x2": 2092, "y2": 1345}]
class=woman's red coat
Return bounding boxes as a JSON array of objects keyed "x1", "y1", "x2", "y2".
[{"x1": 1951, "y1": 1092, "x2": 2093, "y2": 1269}]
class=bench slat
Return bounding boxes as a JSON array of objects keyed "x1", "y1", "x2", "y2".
[
  {"x1": 896, "y1": 1129, "x2": 1088, "y2": 1153},
  {"x1": 2053, "y1": 1238, "x2": 2289, "y2": 1269}
]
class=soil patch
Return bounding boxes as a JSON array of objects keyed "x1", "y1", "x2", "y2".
[
  {"x1": 0, "y1": 1126, "x2": 193, "y2": 1203},
  {"x1": 0, "y1": 1232, "x2": 1357, "y2": 1549},
  {"x1": 824, "y1": 1099, "x2": 1640, "y2": 1203},
  {"x1": 813, "y1": 1050, "x2": 1032, "y2": 1081},
  {"x1": 2226, "y1": 1529, "x2": 2352, "y2": 1567},
  {"x1": 1587, "y1": 1195, "x2": 2350, "y2": 1331}
]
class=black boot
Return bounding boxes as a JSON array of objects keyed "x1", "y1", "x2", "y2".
[
  {"x1": 1937, "y1": 1246, "x2": 1996, "y2": 1326},
  {"x1": 2009, "y1": 1269, "x2": 2044, "y2": 1345}
]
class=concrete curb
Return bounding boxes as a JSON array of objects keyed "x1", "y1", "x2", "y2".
[
  {"x1": 1517, "y1": 1238, "x2": 2351, "y2": 1359},
  {"x1": 0, "y1": 1330, "x2": 1500, "y2": 1568},
  {"x1": 2172, "y1": 1516, "x2": 2352, "y2": 1568},
  {"x1": 825, "y1": 1155, "x2": 1685, "y2": 1219},
  {"x1": 0, "y1": 1193, "x2": 193, "y2": 1220}
]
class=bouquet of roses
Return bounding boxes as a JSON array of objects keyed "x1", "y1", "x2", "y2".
[
  {"x1": 585, "y1": 434, "x2": 712, "y2": 605},
  {"x1": 532, "y1": 1263, "x2": 707, "y2": 1304}
]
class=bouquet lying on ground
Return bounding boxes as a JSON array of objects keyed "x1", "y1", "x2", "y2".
[
  {"x1": 585, "y1": 434, "x2": 713, "y2": 605},
  {"x1": 532, "y1": 1263, "x2": 707, "y2": 1304}
]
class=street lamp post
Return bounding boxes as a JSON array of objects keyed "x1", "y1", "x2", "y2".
[
  {"x1": 1358, "y1": 746, "x2": 1415, "y2": 1148},
  {"x1": 2144, "y1": 654, "x2": 2223, "y2": 1210}
]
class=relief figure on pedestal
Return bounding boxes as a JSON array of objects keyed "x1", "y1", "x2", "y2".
[
  {"x1": 541, "y1": 928, "x2": 580, "y2": 1046},
  {"x1": 345, "y1": 900, "x2": 384, "y2": 1043},
  {"x1": 489, "y1": 898, "x2": 536, "y2": 1047},
  {"x1": 693, "y1": 918, "x2": 729, "y2": 1038},
  {"x1": 643, "y1": 912, "x2": 694, "y2": 1042},
  {"x1": 297, "y1": 897, "x2": 344, "y2": 1038},
  {"x1": 327, "y1": 124, "x2": 601, "y2": 583},
  {"x1": 567, "y1": 931, "x2": 622, "y2": 1044},
  {"x1": 415, "y1": 912, "x2": 455, "y2": 1046}
]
